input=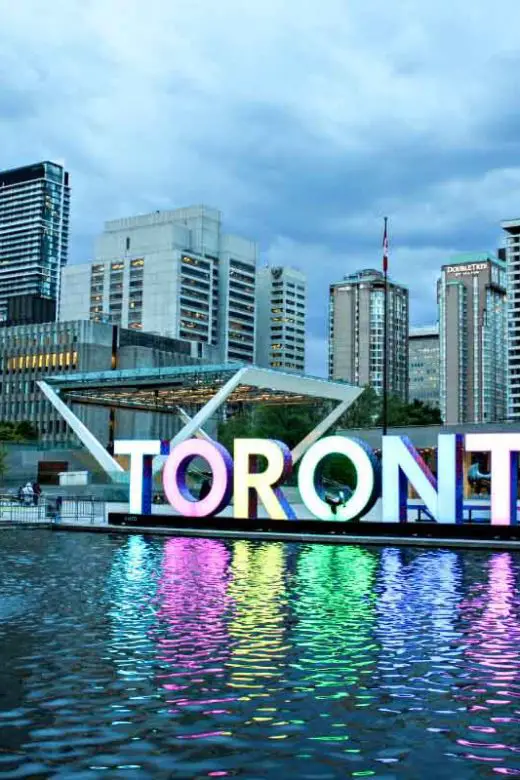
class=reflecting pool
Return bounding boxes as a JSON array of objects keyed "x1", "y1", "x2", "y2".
[{"x1": 0, "y1": 529, "x2": 519, "y2": 779}]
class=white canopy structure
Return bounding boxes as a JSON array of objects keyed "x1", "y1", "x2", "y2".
[{"x1": 38, "y1": 363, "x2": 362, "y2": 479}]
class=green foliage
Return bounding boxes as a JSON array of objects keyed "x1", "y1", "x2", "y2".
[
  {"x1": 376, "y1": 397, "x2": 443, "y2": 427},
  {"x1": 218, "y1": 403, "x2": 329, "y2": 453},
  {"x1": 339, "y1": 385, "x2": 381, "y2": 428},
  {"x1": 217, "y1": 409, "x2": 255, "y2": 455},
  {"x1": 0, "y1": 420, "x2": 39, "y2": 442},
  {"x1": 338, "y1": 386, "x2": 442, "y2": 430}
]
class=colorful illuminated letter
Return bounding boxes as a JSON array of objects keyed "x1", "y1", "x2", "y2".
[
  {"x1": 162, "y1": 439, "x2": 233, "y2": 518},
  {"x1": 465, "y1": 433, "x2": 520, "y2": 525},
  {"x1": 233, "y1": 439, "x2": 294, "y2": 519},
  {"x1": 114, "y1": 439, "x2": 161, "y2": 514},
  {"x1": 298, "y1": 436, "x2": 380, "y2": 521},
  {"x1": 381, "y1": 434, "x2": 463, "y2": 523}
]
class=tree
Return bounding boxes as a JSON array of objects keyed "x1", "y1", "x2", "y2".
[
  {"x1": 375, "y1": 396, "x2": 442, "y2": 427},
  {"x1": 217, "y1": 402, "x2": 329, "y2": 453},
  {"x1": 217, "y1": 409, "x2": 255, "y2": 454},
  {"x1": 14, "y1": 421, "x2": 39, "y2": 441},
  {"x1": 0, "y1": 421, "x2": 39, "y2": 442},
  {"x1": 338, "y1": 385, "x2": 380, "y2": 429},
  {"x1": 337, "y1": 387, "x2": 442, "y2": 430}
]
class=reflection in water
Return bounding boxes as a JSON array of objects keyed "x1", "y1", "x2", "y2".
[
  {"x1": 150, "y1": 537, "x2": 234, "y2": 741},
  {"x1": 373, "y1": 548, "x2": 465, "y2": 774},
  {"x1": 456, "y1": 553, "x2": 520, "y2": 775},
  {"x1": 226, "y1": 542, "x2": 287, "y2": 697},
  {"x1": 290, "y1": 546, "x2": 378, "y2": 755},
  {"x1": 1, "y1": 530, "x2": 520, "y2": 778}
]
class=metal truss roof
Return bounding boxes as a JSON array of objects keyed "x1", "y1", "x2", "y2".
[{"x1": 45, "y1": 363, "x2": 360, "y2": 413}]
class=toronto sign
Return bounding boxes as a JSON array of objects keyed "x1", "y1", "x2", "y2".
[{"x1": 114, "y1": 432, "x2": 520, "y2": 526}]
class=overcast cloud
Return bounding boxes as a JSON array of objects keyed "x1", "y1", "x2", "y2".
[{"x1": 2, "y1": 0, "x2": 520, "y2": 374}]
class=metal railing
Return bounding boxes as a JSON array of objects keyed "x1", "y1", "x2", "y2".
[{"x1": 0, "y1": 496, "x2": 106, "y2": 525}]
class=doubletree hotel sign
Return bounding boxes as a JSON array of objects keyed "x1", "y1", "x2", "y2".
[{"x1": 114, "y1": 433, "x2": 520, "y2": 527}]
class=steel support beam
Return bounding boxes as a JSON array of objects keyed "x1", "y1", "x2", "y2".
[
  {"x1": 152, "y1": 368, "x2": 248, "y2": 474},
  {"x1": 38, "y1": 381, "x2": 125, "y2": 479}
]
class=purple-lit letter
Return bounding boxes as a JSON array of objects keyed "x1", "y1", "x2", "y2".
[{"x1": 382, "y1": 434, "x2": 463, "y2": 523}]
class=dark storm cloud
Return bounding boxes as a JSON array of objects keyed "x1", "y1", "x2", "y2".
[{"x1": 2, "y1": 0, "x2": 520, "y2": 373}]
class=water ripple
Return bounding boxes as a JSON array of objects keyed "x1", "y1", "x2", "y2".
[{"x1": 0, "y1": 530, "x2": 519, "y2": 778}]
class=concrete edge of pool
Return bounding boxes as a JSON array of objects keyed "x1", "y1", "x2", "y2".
[{"x1": 3, "y1": 521, "x2": 520, "y2": 550}]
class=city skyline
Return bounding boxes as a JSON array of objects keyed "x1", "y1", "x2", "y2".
[{"x1": 2, "y1": 1, "x2": 520, "y2": 375}]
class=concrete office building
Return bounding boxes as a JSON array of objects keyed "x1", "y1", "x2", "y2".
[
  {"x1": 0, "y1": 161, "x2": 70, "y2": 323},
  {"x1": 256, "y1": 266, "x2": 306, "y2": 372},
  {"x1": 408, "y1": 325, "x2": 440, "y2": 407},
  {"x1": 501, "y1": 220, "x2": 520, "y2": 420},
  {"x1": 438, "y1": 253, "x2": 507, "y2": 424},
  {"x1": 61, "y1": 207, "x2": 257, "y2": 364},
  {"x1": 329, "y1": 269, "x2": 409, "y2": 400},
  {"x1": 0, "y1": 320, "x2": 216, "y2": 446}
]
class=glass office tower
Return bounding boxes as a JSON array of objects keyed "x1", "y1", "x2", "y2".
[{"x1": 0, "y1": 161, "x2": 70, "y2": 322}]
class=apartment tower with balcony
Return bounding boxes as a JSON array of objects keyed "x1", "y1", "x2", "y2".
[{"x1": 328, "y1": 268, "x2": 409, "y2": 400}]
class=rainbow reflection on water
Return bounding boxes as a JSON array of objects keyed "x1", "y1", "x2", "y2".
[{"x1": 0, "y1": 531, "x2": 519, "y2": 778}]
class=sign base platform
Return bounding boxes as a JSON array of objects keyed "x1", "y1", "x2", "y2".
[{"x1": 108, "y1": 513, "x2": 520, "y2": 543}]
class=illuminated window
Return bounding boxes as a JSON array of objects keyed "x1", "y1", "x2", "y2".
[{"x1": 111, "y1": 262, "x2": 124, "y2": 271}]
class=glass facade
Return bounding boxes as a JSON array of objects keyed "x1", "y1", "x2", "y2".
[
  {"x1": 502, "y1": 222, "x2": 520, "y2": 420},
  {"x1": 408, "y1": 326, "x2": 440, "y2": 407},
  {"x1": 0, "y1": 161, "x2": 70, "y2": 320}
]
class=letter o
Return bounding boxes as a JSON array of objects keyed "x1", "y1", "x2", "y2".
[
  {"x1": 163, "y1": 440, "x2": 233, "y2": 518},
  {"x1": 298, "y1": 436, "x2": 380, "y2": 521}
]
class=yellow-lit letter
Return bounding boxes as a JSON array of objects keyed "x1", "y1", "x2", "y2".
[{"x1": 233, "y1": 438, "x2": 294, "y2": 520}]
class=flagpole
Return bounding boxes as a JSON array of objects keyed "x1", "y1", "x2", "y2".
[{"x1": 382, "y1": 217, "x2": 389, "y2": 437}]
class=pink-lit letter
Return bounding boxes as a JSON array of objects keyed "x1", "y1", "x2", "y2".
[
  {"x1": 465, "y1": 433, "x2": 520, "y2": 526},
  {"x1": 162, "y1": 439, "x2": 233, "y2": 518}
]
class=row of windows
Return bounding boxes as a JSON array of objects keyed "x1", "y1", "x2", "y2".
[{"x1": 6, "y1": 351, "x2": 78, "y2": 371}]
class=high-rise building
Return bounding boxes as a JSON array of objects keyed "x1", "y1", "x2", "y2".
[
  {"x1": 438, "y1": 253, "x2": 507, "y2": 424},
  {"x1": 0, "y1": 161, "x2": 70, "y2": 322},
  {"x1": 408, "y1": 325, "x2": 440, "y2": 407},
  {"x1": 256, "y1": 266, "x2": 306, "y2": 372},
  {"x1": 60, "y1": 207, "x2": 257, "y2": 364},
  {"x1": 328, "y1": 269, "x2": 409, "y2": 400},
  {"x1": 501, "y1": 220, "x2": 520, "y2": 420}
]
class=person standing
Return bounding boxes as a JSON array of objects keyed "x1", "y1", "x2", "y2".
[
  {"x1": 22, "y1": 482, "x2": 34, "y2": 506},
  {"x1": 32, "y1": 482, "x2": 41, "y2": 506}
]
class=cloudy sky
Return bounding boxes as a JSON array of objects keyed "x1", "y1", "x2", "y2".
[{"x1": 1, "y1": 0, "x2": 520, "y2": 375}]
